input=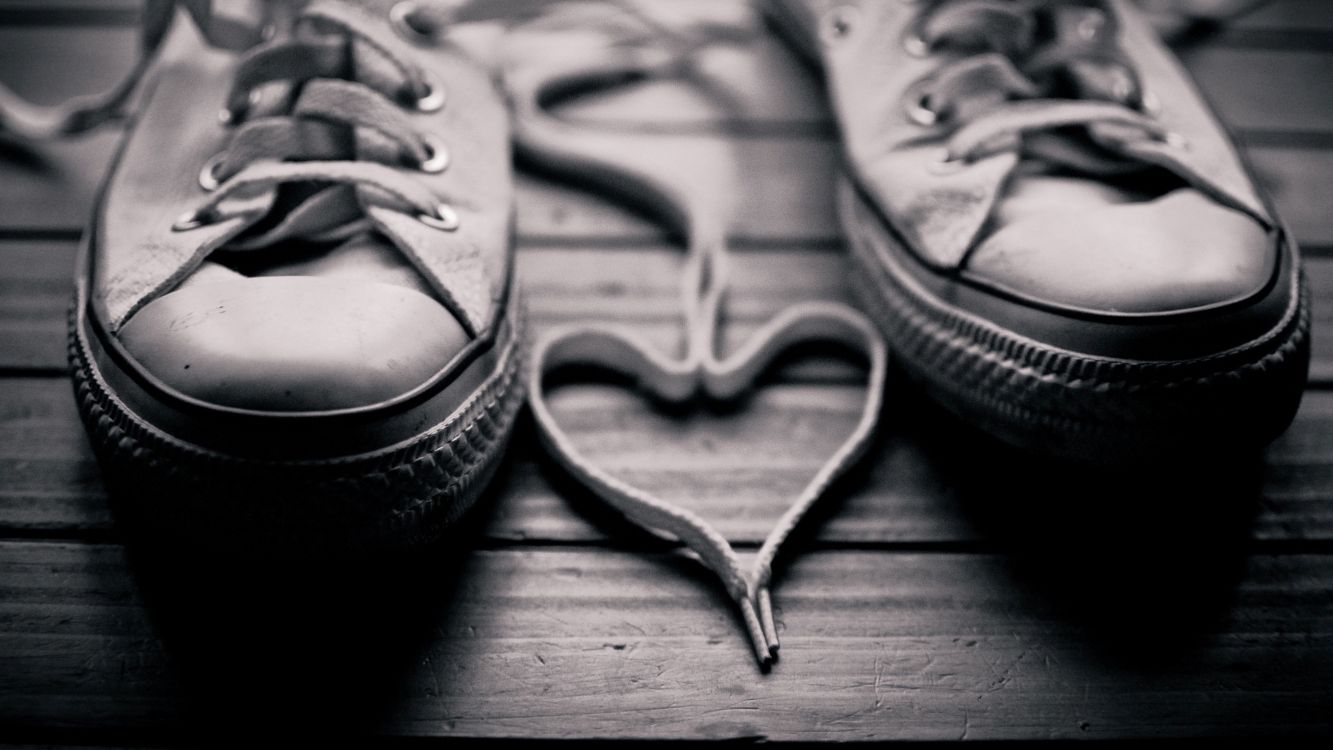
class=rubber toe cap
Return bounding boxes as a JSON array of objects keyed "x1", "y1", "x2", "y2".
[
  {"x1": 118, "y1": 277, "x2": 469, "y2": 412},
  {"x1": 968, "y1": 183, "x2": 1274, "y2": 315}
]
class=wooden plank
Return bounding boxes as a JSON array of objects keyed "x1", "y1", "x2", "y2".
[
  {"x1": 0, "y1": 0, "x2": 753, "y2": 28},
  {"x1": 0, "y1": 26, "x2": 136, "y2": 105},
  {"x1": 0, "y1": 242, "x2": 76, "y2": 371},
  {"x1": 7, "y1": 240, "x2": 1333, "y2": 378},
  {"x1": 3, "y1": 24, "x2": 1332, "y2": 241},
  {"x1": 5, "y1": 13, "x2": 1333, "y2": 133},
  {"x1": 6, "y1": 128, "x2": 1333, "y2": 252},
  {"x1": 0, "y1": 131, "x2": 122, "y2": 237},
  {"x1": 555, "y1": 39, "x2": 1333, "y2": 137},
  {"x1": 4, "y1": 370, "x2": 1332, "y2": 544},
  {"x1": 1309, "y1": 257, "x2": 1333, "y2": 383},
  {"x1": 3, "y1": 0, "x2": 1331, "y2": 33},
  {"x1": 0, "y1": 0, "x2": 139, "y2": 26},
  {"x1": 1176, "y1": 48, "x2": 1333, "y2": 133},
  {"x1": 1229, "y1": 0, "x2": 1333, "y2": 32},
  {"x1": 1246, "y1": 146, "x2": 1333, "y2": 247},
  {"x1": 0, "y1": 541, "x2": 1330, "y2": 739},
  {"x1": 514, "y1": 136, "x2": 841, "y2": 243}
]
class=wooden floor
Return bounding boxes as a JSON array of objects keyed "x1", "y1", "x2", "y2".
[{"x1": 2, "y1": 0, "x2": 1333, "y2": 742}]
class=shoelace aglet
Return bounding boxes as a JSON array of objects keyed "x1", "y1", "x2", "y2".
[
  {"x1": 758, "y1": 587, "x2": 780, "y2": 656},
  {"x1": 739, "y1": 597, "x2": 773, "y2": 667}
]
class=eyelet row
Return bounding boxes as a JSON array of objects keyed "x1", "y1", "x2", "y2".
[
  {"x1": 186, "y1": 4, "x2": 458, "y2": 232},
  {"x1": 174, "y1": 200, "x2": 461, "y2": 233}
]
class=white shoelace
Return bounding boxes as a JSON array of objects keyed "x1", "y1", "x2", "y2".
[
  {"x1": 508, "y1": 5, "x2": 889, "y2": 667},
  {"x1": 1, "y1": 0, "x2": 465, "y2": 240}
]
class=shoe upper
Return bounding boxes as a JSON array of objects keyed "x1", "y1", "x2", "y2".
[
  {"x1": 767, "y1": 0, "x2": 1288, "y2": 331},
  {"x1": 92, "y1": 0, "x2": 512, "y2": 413}
]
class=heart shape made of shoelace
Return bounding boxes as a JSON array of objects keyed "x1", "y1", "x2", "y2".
[{"x1": 506, "y1": 25, "x2": 889, "y2": 667}]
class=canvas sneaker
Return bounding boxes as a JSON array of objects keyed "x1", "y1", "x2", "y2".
[
  {"x1": 46, "y1": 0, "x2": 525, "y2": 551},
  {"x1": 763, "y1": 0, "x2": 1309, "y2": 464}
]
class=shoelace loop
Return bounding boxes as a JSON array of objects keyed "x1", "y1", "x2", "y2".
[
  {"x1": 164, "y1": 0, "x2": 462, "y2": 239},
  {"x1": 512, "y1": 4, "x2": 889, "y2": 668},
  {"x1": 903, "y1": 0, "x2": 1184, "y2": 166}
]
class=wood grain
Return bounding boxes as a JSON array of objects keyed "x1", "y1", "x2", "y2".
[
  {"x1": 6, "y1": 241, "x2": 1333, "y2": 381},
  {"x1": 5, "y1": 14, "x2": 1333, "y2": 132},
  {"x1": 3, "y1": 372, "x2": 1331, "y2": 544},
  {"x1": 0, "y1": 541, "x2": 1330, "y2": 740},
  {"x1": 3, "y1": 22, "x2": 1333, "y2": 244},
  {"x1": 1233, "y1": 0, "x2": 1333, "y2": 31}
]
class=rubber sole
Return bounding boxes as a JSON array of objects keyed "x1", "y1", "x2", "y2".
[
  {"x1": 69, "y1": 273, "x2": 527, "y2": 556},
  {"x1": 840, "y1": 179, "x2": 1311, "y2": 465}
]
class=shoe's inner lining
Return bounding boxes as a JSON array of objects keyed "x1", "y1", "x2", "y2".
[
  {"x1": 910, "y1": 0, "x2": 1215, "y2": 274},
  {"x1": 181, "y1": 2, "x2": 446, "y2": 302}
]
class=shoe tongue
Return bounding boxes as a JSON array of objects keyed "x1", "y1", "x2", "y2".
[
  {"x1": 214, "y1": 230, "x2": 438, "y2": 298},
  {"x1": 203, "y1": 0, "x2": 437, "y2": 297},
  {"x1": 991, "y1": 172, "x2": 1147, "y2": 232}
]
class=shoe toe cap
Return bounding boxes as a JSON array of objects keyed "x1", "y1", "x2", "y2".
[
  {"x1": 968, "y1": 185, "x2": 1275, "y2": 315},
  {"x1": 117, "y1": 277, "x2": 470, "y2": 412}
]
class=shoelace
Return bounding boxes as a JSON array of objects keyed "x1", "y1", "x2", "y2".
[
  {"x1": 181, "y1": 0, "x2": 464, "y2": 239},
  {"x1": 505, "y1": 0, "x2": 1265, "y2": 667},
  {"x1": 0, "y1": 0, "x2": 199, "y2": 139},
  {"x1": 0, "y1": 0, "x2": 466, "y2": 242},
  {"x1": 0, "y1": 0, "x2": 1264, "y2": 150},
  {"x1": 508, "y1": 5, "x2": 889, "y2": 667},
  {"x1": 900, "y1": 0, "x2": 1186, "y2": 171}
]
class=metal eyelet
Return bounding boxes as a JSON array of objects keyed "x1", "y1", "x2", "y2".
[
  {"x1": 197, "y1": 153, "x2": 225, "y2": 191},
  {"x1": 1110, "y1": 76, "x2": 1135, "y2": 103},
  {"x1": 903, "y1": 31, "x2": 931, "y2": 57},
  {"x1": 819, "y1": 5, "x2": 860, "y2": 45},
  {"x1": 172, "y1": 209, "x2": 219, "y2": 232},
  {"x1": 390, "y1": 1, "x2": 437, "y2": 46},
  {"x1": 1160, "y1": 131, "x2": 1190, "y2": 150},
  {"x1": 412, "y1": 74, "x2": 446, "y2": 113},
  {"x1": 218, "y1": 89, "x2": 262, "y2": 126},
  {"x1": 1140, "y1": 90, "x2": 1161, "y2": 116},
  {"x1": 926, "y1": 148, "x2": 968, "y2": 175},
  {"x1": 906, "y1": 91, "x2": 939, "y2": 126},
  {"x1": 1076, "y1": 9, "x2": 1107, "y2": 41},
  {"x1": 418, "y1": 203, "x2": 460, "y2": 231},
  {"x1": 417, "y1": 135, "x2": 450, "y2": 174}
]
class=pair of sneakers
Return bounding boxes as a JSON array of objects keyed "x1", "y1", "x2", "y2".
[{"x1": 14, "y1": 0, "x2": 1305, "y2": 554}]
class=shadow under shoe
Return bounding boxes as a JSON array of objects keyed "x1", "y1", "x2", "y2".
[
  {"x1": 904, "y1": 383, "x2": 1261, "y2": 662},
  {"x1": 115, "y1": 460, "x2": 515, "y2": 739}
]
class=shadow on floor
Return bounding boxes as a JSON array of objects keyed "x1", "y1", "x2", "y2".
[
  {"x1": 901, "y1": 377, "x2": 1262, "y2": 665},
  {"x1": 108, "y1": 460, "x2": 516, "y2": 740}
]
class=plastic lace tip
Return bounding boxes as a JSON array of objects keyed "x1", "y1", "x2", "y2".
[
  {"x1": 752, "y1": 638, "x2": 774, "y2": 669},
  {"x1": 739, "y1": 597, "x2": 772, "y2": 668},
  {"x1": 748, "y1": 635, "x2": 774, "y2": 668},
  {"x1": 757, "y1": 587, "x2": 779, "y2": 655}
]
